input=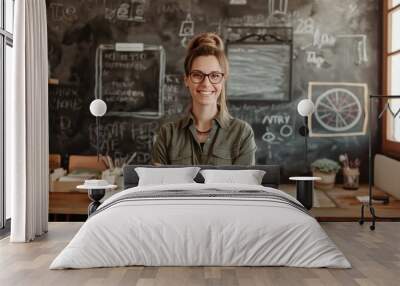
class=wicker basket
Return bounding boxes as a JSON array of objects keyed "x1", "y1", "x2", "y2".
[{"x1": 312, "y1": 170, "x2": 336, "y2": 190}]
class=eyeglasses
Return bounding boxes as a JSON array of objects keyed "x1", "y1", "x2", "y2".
[{"x1": 189, "y1": 70, "x2": 225, "y2": 84}]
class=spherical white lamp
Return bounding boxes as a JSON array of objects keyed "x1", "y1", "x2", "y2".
[
  {"x1": 297, "y1": 99, "x2": 315, "y2": 117},
  {"x1": 90, "y1": 99, "x2": 107, "y2": 117},
  {"x1": 297, "y1": 99, "x2": 315, "y2": 176},
  {"x1": 89, "y1": 99, "x2": 107, "y2": 161}
]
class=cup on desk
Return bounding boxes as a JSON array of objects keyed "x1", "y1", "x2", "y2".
[{"x1": 342, "y1": 167, "x2": 360, "y2": 190}]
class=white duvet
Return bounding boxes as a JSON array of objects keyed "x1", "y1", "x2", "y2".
[{"x1": 50, "y1": 183, "x2": 351, "y2": 269}]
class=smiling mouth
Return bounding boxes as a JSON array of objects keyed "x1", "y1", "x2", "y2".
[{"x1": 197, "y1": 91, "x2": 214, "y2": 96}]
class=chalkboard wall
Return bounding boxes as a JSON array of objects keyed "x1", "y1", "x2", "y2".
[{"x1": 47, "y1": 0, "x2": 380, "y2": 181}]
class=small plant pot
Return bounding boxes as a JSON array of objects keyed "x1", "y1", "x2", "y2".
[{"x1": 312, "y1": 170, "x2": 336, "y2": 190}]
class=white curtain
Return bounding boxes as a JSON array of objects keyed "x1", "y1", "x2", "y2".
[{"x1": 8, "y1": 0, "x2": 49, "y2": 242}]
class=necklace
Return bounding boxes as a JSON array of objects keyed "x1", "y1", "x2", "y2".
[{"x1": 196, "y1": 128, "x2": 211, "y2": 134}]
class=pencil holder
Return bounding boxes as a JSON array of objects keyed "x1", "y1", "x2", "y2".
[
  {"x1": 102, "y1": 169, "x2": 116, "y2": 184},
  {"x1": 342, "y1": 167, "x2": 360, "y2": 190},
  {"x1": 102, "y1": 167, "x2": 123, "y2": 189}
]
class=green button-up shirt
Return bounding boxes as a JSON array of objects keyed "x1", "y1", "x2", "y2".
[{"x1": 151, "y1": 112, "x2": 256, "y2": 165}]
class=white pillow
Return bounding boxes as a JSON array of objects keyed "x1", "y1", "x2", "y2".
[
  {"x1": 135, "y1": 167, "x2": 200, "y2": 186},
  {"x1": 200, "y1": 169, "x2": 266, "y2": 185}
]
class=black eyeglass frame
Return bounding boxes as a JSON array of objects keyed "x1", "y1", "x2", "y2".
[{"x1": 188, "y1": 70, "x2": 225, "y2": 84}]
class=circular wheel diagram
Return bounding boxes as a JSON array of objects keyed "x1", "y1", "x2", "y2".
[{"x1": 314, "y1": 88, "x2": 362, "y2": 132}]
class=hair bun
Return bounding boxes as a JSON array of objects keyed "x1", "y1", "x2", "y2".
[{"x1": 187, "y1": 32, "x2": 224, "y2": 52}]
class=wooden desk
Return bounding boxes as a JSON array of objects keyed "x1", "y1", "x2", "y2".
[
  {"x1": 311, "y1": 184, "x2": 400, "y2": 221},
  {"x1": 49, "y1": 192, "x2": 90, "y2": 215},
  {"x1": 49, "y1": 188, "x2": 121, "y2": 216}
]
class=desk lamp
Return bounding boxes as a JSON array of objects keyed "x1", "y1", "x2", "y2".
[
  {"x1": 297, "y1": 99, "x2": 315, "y2": 175},
  {"x1": 89, "y1": 99, "x2": 107, "y2": 160}
]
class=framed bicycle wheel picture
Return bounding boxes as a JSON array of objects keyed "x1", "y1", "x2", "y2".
[{"x1": 307, "y1": 82, "x2": 368, "y2": 137}]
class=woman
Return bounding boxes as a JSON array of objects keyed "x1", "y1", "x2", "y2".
[{"x1": 152, "y1": 32, "x2": 256, "y2": 165}]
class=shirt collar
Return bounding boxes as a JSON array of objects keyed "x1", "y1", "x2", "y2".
[{"x1": 214, "y1": 111, "x2": 229, "y2": 129}]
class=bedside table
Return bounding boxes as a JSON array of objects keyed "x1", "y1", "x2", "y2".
[
  {"x1": 289, "y1": 176, "x2": 321, "y2": 210},
  {"x1": 77, "y1": 184, "x2": 117, "y2": 215}
]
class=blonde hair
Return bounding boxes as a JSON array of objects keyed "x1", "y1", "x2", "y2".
[{"x1": 184, "y1": 32, "x2": 232, "y2": 122}]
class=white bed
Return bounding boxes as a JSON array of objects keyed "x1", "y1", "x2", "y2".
[{"x1": 50, "y1": 183, "x2": 351, "y2": 269}]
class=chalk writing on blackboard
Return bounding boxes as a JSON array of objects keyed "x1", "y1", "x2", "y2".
[
  {"x1": 308, "y1": 82, "x2": 368, "y2": 137},
  {"x1": 293, "y1": 13, "x2": 369, "y2": 66},
  {"x1": 164, "y1": 74, "x2": 188, "y2": 116},
  {"x1": 88, "y1": 119, "x2": 159, "y2": 160},
  {"x1": 49, "y1": 84, "x2": 83, "y2": 133},
  {"x1": 104, "y1": 0, "x2": 148, "y2": 22},
  {"x1": 48, "y1": 2, "x2": 78, "y2": 22},
  {"x1": 294, "y1": 17, "x2": 315, "y2": 35},
  {"x1": 306, "y1": 51, "x2": 325, "y2": 69},
  {"x1": 95, "y1": 43, "x2": 165, "y2": 118},
  {"x1": 262, "y1": 115, "x2": 294, "y2": 143}
]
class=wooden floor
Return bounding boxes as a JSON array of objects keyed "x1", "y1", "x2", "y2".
[{"x1": 1, "y1": 222, "x2": 400, "y2": 286}]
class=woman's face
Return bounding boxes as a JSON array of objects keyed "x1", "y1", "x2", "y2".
[{"x1": 185, "y1": 55, "x2": 224, "y2": 107}]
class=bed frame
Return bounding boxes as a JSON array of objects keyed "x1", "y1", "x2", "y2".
[{"x1": 123, "y1": 165, "x2": 281, "y2": 189}]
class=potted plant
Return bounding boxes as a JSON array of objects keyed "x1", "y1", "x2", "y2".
[{"x1": 311, "y1": 158, "x2": 341, "y2": 190}]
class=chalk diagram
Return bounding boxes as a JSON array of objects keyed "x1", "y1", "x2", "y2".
[
  {"x1": 179, "y1": 0, "x2": 194, "y2": 48},
  {"x1": 179, "y1": 13, "x2": 194, "y2": 48},
  {"x1": 314, "y1": 88, "x2": 362, "y2": 132}
]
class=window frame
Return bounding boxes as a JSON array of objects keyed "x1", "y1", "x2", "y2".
[{"x1": 382, "y1": 1, "x2": 400, "y2": 159}]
